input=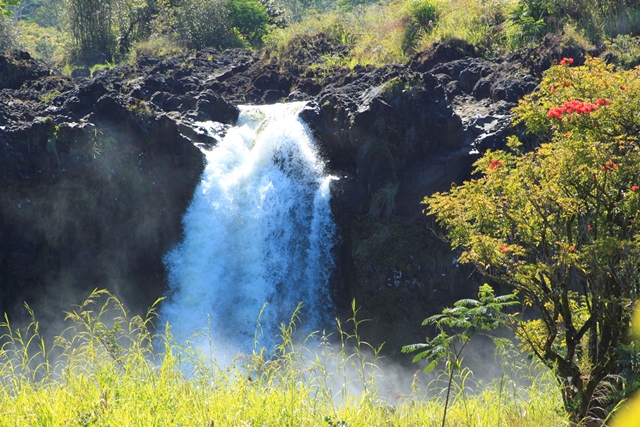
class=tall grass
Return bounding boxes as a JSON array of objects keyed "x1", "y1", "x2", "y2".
[
  {"x1": 264, "y1": 0, "x2": 520, "y2": 68},
  {"x1": 0, "y1": 290, "x2": 568, "y2": 426},
  {"x1": 265, "y1": 0, "x2": 640, "y2": 69}
]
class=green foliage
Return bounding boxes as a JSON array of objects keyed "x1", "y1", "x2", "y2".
[
  {"x1": 66, "y1": 0, "x2": 117, "y2": 60},
  {"x1": 336, "y1": 0, "x2": 375, "y2": 20},
  {"x1": 90, "y1": 61, "x2": 114, "y2": 76},
  {"x1": 505, "y1": 0, "x2": 640, "y2": 48},
  {"x1": 401, "y1": 0, "x2": 438, "y2": 53},
  {"x1": 17, "y1": 21, "x2": 67, "y2": 63},
  {"x1": 112, "y1": 0, "x2": 158, "y2": 56},
  {"x1": 6, "y1": 0, "x2": 640, "y2": 63},
  {"x1": 264, "y1": 0, "x2": 640, "y2": 66},
  {"x1": 227, "y1": 0, "x2": 269, "y2": 44},
  {"x1": 605, "y1": 34, "x2": 640, "y2": 68},
  {"x1": 126, "y1": 99, "x2": 154, "y2": 132},
  {"x1": 406, "y1": 0, "x2": 437, "y2": 29},
  {"x1": 174, "y1": 0, "x2": 241, "y2": 50},
  {"x1": 0, "y1": 17, "x2": 19, "y2": 51},
  {"x1": 0, "y1": 289, "x2": 568, "y2": 426},
  {"x1": 64, "y1": 0, "x2": 160, "y2": 60},
  {"x1": 128, "y1": 34, "x2": 182, "y2": 61},
  {"x1": 26, "y1": 0, "x2": 66, "y2": 29},
  {"x1": 403, "y1": 284, "x2": 517, "y2": 427},
  {"x1": 426, "y1": 56, "x2": 640, "y2": 423},
  {"x1": 368, "y1": 182, "x2": 397, "y2": 222},
  {"x1": 504, "y1": 0, "x2": 547, "y2": 49},
  {"x1": 0, "y1": 0, "x2": 18, "y2": 17}
]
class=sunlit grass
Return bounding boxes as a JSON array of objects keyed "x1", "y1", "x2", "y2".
[
  {"x1": 0, "y1": 290, "x2": 569, "y2": 426},
  {"x1": 265, "y1": 0, "x2": 640, "y2": 69},
  {"x1": 264, "y1": 0, "x2": 521, "y2": 68},
  {"x1": 421, "y1": 0, "x2": 516, "y2": 52}
]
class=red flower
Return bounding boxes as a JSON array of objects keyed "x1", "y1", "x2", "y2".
[
  {"x1": 564, "y1": 82, "x2": 570, "y2": 87},
  {"x1": 588, "y1": 225, "x2": 593, "y2": 231},
  {"x1": 564, "y1": 131, "x2": 571, "y2": 137},
  {"x1": 632, "y1": 185, "x2": 640, "y2": 192},
  {"x1": 602, "y1": 161, "x2": 618, "y2": 172},
  {"x1": 489, "y1": 159, "x2": 503, "y2": 169},
  {"x1": 547, "y1": 107, "x2": 564, "y2": 118},
  {"x1": 621, "y1": 85, "x2": 627, "y2": 90},
  {"x1": 595, "y1": 98, "x2": 611, "y2": 106},
  {"x1": 499, "y1": 245, "x2": 509, "y2": 253},
  {"x1": 548, "y1": 100, "x2": 599, "y2": 118},
  {"x1": 569, "y1": 245, "x2": 575, "y2": 251},
  {"x1": 560, "y1": 57, "x2": 574, "y2": 65}
]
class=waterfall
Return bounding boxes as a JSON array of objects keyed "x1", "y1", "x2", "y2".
[{"x1": 160, "y1": 102, "x2": 337, "y2": 363}]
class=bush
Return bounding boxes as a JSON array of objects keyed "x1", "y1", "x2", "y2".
[
  {"x1": 426, "y1": 57, "x2": 640, "y2": 424},
  {"x1": 401, "y1": 0, "x2": 438, "y2": 53},
  {"x1": 16, "y1": 21, "x2": 67, "y2": 64},
  {"x1": 227, "y1": 0, "x2": 270, "y2": 44},
  {"x1": 175, "y1": 0, "x2": 242, "y2": 49},
  {"x1": 0, "y1": 17, "x2": 18, "y2": 52},
  {"x1": 128, "y1": 34, "x2": 183, "y2": 62}
]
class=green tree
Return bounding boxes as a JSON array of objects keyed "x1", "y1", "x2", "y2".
[
  {"x1": 336, "y1": 0, "x2": 375, "y2": 21},
  {"x1": 25, "y1": 0, "x2": 66, "y2": 29},
  {"x1": 0, "y1": 0, "x2": 19, "y2": 52},
  {"x1": 226, "y1": 0, "x2": 269, "y2": 44},
  {"x1": 113, "y1": 0, "x2": 157, "y2": 55},
  {"x1": 67, "y1": 0, "x2": 158, "y2": 60},
  {"x1": 174, "y1": 0, "x2": 238, "y2": 49},
  {"x1": 403, "y1": 284, "x2": 518, "y2": 427},
  {"x1": 426, "y1": 57, "x2": 640, "y2": 423},
  {"x1": 0, "y1": 0, "x2": 18, "y2": 17},
  {"x1": 67, "y1": 0, "x2": 117, "y2": 60}
]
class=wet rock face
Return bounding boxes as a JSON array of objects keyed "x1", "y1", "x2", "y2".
[
  {"x1": 0, "y1": 50, "x2": 238, "y2": 323},
  {"x1": 292, "y1": 40, "x2": 578, "y2": 353}
]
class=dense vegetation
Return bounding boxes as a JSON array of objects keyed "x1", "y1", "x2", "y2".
[
  {"x1": 422, "y1": 56, "x2": 640, "y2": 425},
  {"x1": 0, "y1": 290, "x2": 568, "y2": 426},
  {"x1": 2, "y1": 0, "x2": 640, "y2": 68}
]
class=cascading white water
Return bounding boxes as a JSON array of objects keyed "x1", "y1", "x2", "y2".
[{"x1": 160, "y1": 103, "x2": 337, "y2": 363}]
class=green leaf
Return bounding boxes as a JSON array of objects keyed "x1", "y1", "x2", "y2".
[{"x1": 422, "y1": 360, "x2": 437, "y2": 374}]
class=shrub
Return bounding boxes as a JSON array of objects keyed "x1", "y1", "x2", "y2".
[
  {"x1": 401, "y1": 0, "x2": 438, "y2": 53},
  {"x1": 16, "y1": 21, "x2": 68, "y2": 64},
  {"x1": 605, "y1": 34, "x2": 640, "y2": 68},
  {"x1": 227, "y1": 0, "x2": 270, "y2": 44},
  {"x1": 426, "y1": 57, "x2": 640, "y2": 424},
  {"x1": 175, "y1": 0, "x2": 242, "y2": 49},
  {"x1": 128, "y1": 34, "x2": 183, "y2": 62},
  {"x1": 0, "y1": 17, "x2": 19, "y2": 52}
]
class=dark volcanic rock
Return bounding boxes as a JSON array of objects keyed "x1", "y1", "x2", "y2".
[
  {"x1": 0, "y1": 52, "x2": 243, "y2": 325},
  {"x1": 0, "y1": 38, "x2": 571, "y2": 350},
  {"x1": 0, "y1": 50, "x2": 52, "y2": 90}
]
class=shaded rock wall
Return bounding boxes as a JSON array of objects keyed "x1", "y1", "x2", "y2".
[{"x1": 0, "y1": 50, "x2": 239, "y2": 327}]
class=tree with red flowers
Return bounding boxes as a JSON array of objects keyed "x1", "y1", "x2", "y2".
[{"x1": 424, "y1": 57, "x2": 640, "y2": 424}]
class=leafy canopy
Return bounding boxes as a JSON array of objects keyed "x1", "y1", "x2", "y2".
[
  {"x1": 426, "y1": 57, "x2": 640, "y2": 423},
  {"x1": 0, "y1": 0, "x2": 19, "y2": 17}
]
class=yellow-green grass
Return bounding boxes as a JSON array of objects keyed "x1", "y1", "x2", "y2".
[
  {"x1": 264, "y1": 0, "x2": 522, "y2": 69},
  {"x1": 0, "y1": 290, "x2": 568, "y2": 426},
  {"x1": 265, "y1": 0, "x2": 640, "y2": 70}
]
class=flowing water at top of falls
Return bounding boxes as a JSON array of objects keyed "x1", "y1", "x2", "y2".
[{"x1": 160, "y1": 103, "x2": 337, "y2": 363}]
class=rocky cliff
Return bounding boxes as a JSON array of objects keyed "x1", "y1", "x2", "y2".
[{"x1": 0, "y1": 37, "x2": 585, "y2": 352}]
